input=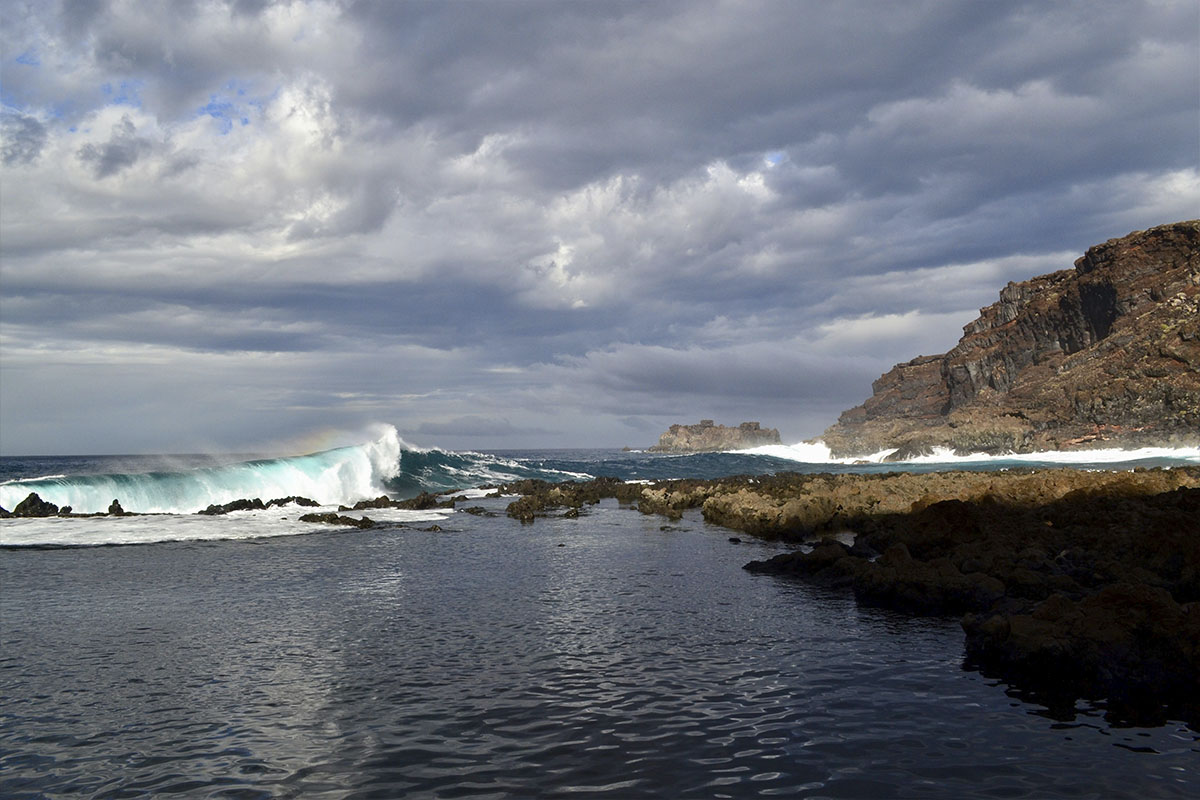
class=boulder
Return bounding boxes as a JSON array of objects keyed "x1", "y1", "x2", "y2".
[{"x1": 12, "y1": 492, "x2": 59, "y2": 517}]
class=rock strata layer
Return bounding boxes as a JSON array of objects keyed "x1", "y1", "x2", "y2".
[
  {"x1": 821, "y1": 220, "x2": 1200, "y2": 457},
  {"x1": 648, "y1": 420, "x2": 781, "y2": 452}
]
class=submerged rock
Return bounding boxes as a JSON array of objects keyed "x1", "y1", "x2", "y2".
[{"x1": 298, "y1": 512, "x2": 375, "y2": 529}]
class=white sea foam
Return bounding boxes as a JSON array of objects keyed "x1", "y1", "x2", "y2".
[
  {"x1": 738, "y1": 442, "x2": 899, "y2": 463},
  {"x1": 741, "y1": 441, "x2": 1200, "y2": 466},
  {"x1": 0, "y1": 503, "x2": 453, "y2": 548}
]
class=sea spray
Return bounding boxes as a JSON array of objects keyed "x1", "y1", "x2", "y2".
[
  {"x1": 0, "y1": 426, "x2": 412, "y2": 514},
  {"x1": 0, "y1": 426, "x2": 582, "y2": 516}
]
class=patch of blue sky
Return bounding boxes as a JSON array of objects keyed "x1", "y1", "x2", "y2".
[
  {"x1": 15, "y1": 50, "x2": 39, "y2": 67},
  {"x1": 101, "y1": 79, "x2": 144, "y2": 108},
  {"x1": 0, "y1": 90, "x2": 33, "y2": 114},
  {"x1": 199, "y1": 95, "x2": 238, "y2": 134},
  {"x1": 196, "y1": 81, "x2": 273, "y2": 134}
]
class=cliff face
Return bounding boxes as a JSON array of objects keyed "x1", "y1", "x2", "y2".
[
  {"x1": 822, "y1": 220, "x2": 1200, "y2": 457},
  {"x1": 649, "y1": 420, "x2": 781, "y2": 453}
]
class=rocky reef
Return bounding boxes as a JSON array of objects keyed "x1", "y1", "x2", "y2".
[
  {"x1": 648, "y1": 420, "x2": 781, "y2": 453},
  {"x1": 821, "y1": 220, "x2": 1200, "y2": 457},
  {"x1": 492, "y1": 467, "x2": 1200, "y2": 727}
]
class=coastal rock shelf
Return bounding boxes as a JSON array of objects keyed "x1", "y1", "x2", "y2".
[
  {"x1": 494, "y1": 467, "x2": 1200, "y2": 728},
  {"x1": 647, "y1": 419, "x2": 781, "y2": 453},
  {"x1": 821, "y1": 220, "x2": 1200, "y2": 457}
]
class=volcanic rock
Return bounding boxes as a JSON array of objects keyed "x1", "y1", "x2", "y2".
[
  {"x1": 648, "y1": 420, "x2": 781, "y2": 453},
  {"x1": 297, "y1": 512, "x2": 376, "y2": 529},
  {"x1": 11, "y1": 492, "x2": 59, "y2": 517},
  {"x1": 821, "y1": 221, "x2": 1200, "y2": 456}
]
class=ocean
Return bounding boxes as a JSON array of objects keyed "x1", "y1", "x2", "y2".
[{"x1": 2, "y1": 427, "x2": 1198, "y2": 798}]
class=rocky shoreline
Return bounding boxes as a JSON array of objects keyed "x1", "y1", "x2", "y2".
[
  {"x1": 486, "y1": 467, "x2": 1200, "y2": 729},
  {"x1": 5, "y1": 467, "x2": 1198, "y2": 728}
]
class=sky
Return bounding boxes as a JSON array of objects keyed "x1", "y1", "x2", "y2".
[{"x1": 1, "y1": 0, "x2": 1197, "y2": 455}]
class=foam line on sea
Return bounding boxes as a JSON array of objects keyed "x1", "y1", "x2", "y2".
[{"x1": 741, "y1": 441, "x2": 1200, "y2": 465}]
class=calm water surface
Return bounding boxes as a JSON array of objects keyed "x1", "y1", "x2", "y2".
[{"x1": 2, "y1": 499, "x2": 1197, "y2": 798}]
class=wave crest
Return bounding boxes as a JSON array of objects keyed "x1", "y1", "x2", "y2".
[{"x1": 0, "y1": 426, "x2": 413, "y2": 514}]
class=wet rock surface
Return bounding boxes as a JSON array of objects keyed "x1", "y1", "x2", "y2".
[{"x1": 297, "y1": 512, "x2": 376, "y2": 529}]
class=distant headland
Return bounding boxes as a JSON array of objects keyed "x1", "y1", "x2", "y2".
[
  {"x1": 648, "y1": 420, "x2": 781, "y2": 453},
  {"x1": 821, "y1": 220, "x2": 1200, "y2": 458}
]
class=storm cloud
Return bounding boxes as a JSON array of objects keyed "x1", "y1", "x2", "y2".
[{"x1": 1, "y1": 0, "x2": 1197, "y2": 454}]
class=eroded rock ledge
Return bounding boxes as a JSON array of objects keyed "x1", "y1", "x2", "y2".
[{"x1": 495, "y1": 467, "x2": 1200, "y2": 728}]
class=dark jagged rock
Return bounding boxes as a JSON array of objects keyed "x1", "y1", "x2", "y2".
[
  {"x1": 199, "y1": 497, "x2": 319, "y2": 514},
  {"x1": 344, "y1": 495, "x2": 399, "y2": 510},
  {"x1": 107, "y1": 499, "x2": 126, "y2": 516},
  {"x1": 298, "y1": 512, "x2": 375, "y2": 529},
  {"x1": 460, "y1": 506, "x2": 495, "y2": 517},
  {"x1": 852, "y1": 543, "x2": 1006, "y2": 615},
  {"x1": 963, "y1": 584, "x2": 1200, "y2": 727},
  {"x1": 198, "y1": 498, "x2": 266, "y2": 515},
  {"x1": 501, "y1": 477, "x2": 646, "y2": 522},
  {"x1": 340, "y1": 492, "x2": 456, "y2": 511},
  {"x1": 266, "y1": 496, "x2": 319, "y2": 508},
  {"x1": 648, "y1": 420, "x2": 781, "y2": 453},
  {"x1": 395, "y1": 492, "x2": 456, "y2": 510},
  {"x1": 732, "y1": 471, "x2": 1200, "y2": 727},
  {"x1": 822, "y1": 221, "x2": 1200, "y2": 456},
  {"x1": 12, "y1": 493, "x2": 59, "y2": 517}
]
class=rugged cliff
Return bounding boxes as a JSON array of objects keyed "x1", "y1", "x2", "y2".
[
  {"x1": 648, "y1": 420, "x2": 781, "y2": 453},
  {"x1": 821, "y1": 220, "x2": 1200, "y2": 457}
]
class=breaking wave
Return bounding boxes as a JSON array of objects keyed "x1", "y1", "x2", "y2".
[
  {"x1": 0, "y1": 426, "x2": 576, "y2": 515},
  {"x1": 3, "y1": 423, "x2": 1197, "y2": 525}
]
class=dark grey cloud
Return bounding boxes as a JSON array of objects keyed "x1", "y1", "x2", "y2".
[
  {"x1": 0, "y1": 111, "x2": 46, "y2": 164},
  {"x1": 1, "y1": 0, "x2": 1197, "y2": 454},
  {"x1": 413, "y1": 416, "x2": 558, "y2": 439},
  {"x1": 77, "y1": 114, "x2": 153, "y2": 177}
]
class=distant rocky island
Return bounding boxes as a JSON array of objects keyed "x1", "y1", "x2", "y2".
[
  {"x1": 822, "y1": 220, "x2": 1200, "y2": 458},
  {"x1": 648, "y1": 420, "x2": 781, "y2": 453}
]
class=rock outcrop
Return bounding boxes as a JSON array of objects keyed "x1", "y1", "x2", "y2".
[
  {"x1": 648, "y1": 420, "x2": 781, "y2": 453},
  {"x1": 821, "y1": 221, "x2": 1200, "y2": 457}
]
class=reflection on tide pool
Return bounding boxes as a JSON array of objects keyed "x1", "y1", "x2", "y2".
[{"x1": 2, "y1": 501, "x2": 1197, "y2": 798}]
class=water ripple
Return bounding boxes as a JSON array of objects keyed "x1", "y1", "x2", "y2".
[{"x1": 3, "y1": 508, "x2": 1197, "y2": 798}]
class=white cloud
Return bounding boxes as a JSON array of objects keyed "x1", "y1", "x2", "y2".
[{"x1": 0, "y1": 0, "x2": 1196, "y2": 453}]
